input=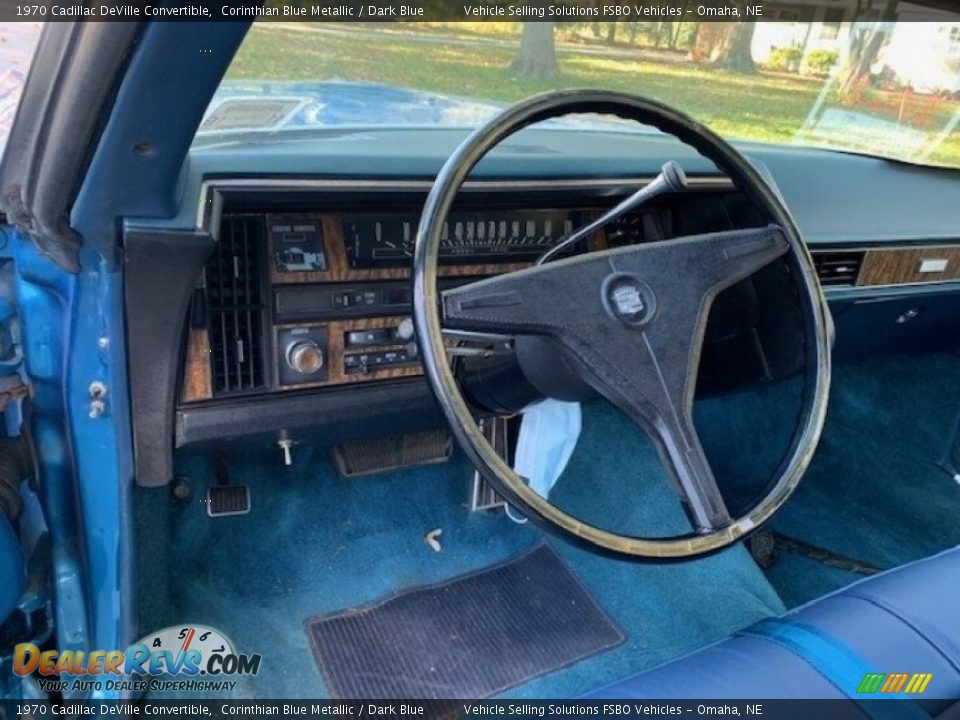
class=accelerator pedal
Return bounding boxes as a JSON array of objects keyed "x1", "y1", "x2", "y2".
[{"x1": 333, "y1": 429, "x2": 452, "y2": 478}]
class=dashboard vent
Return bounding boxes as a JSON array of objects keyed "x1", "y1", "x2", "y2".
[
  {"x1": 204, "y1": 215, "x2": 267, "y2": 396},
  {"x1": 812, "y1": 250, "x2": 865, "y2": 287}
]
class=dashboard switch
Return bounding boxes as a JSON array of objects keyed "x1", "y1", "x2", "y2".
[{"x1": 346, "y1": 329, "x2": 394, "y2": 347}]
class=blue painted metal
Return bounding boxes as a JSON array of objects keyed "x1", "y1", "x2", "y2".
[
  {"x1": 11, "y1": 235, "x2": 90, "y2": 684},
  {"x1": 0, "y1": 513, "x2": 23, "y2": 623},
  {"x1": 197, "y1": 80, "x2": 501, "y2": 137},
  {"x1": 61, "y1": 21, "x2": 248, "y2": 699}
]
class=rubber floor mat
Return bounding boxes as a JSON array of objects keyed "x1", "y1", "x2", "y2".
[{"x1": 305, "y1": 543, "x2": 624, "y2": 699}]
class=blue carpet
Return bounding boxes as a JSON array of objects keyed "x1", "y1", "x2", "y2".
[
  {"x1": 137, "y1": 353, "x2": 960, "y2": 696},
  {"x1": 138, "y1": 401, "x2": 784, "y2": 699},
  {"x1": 694, "y1": 353, "x2": 960, "y2": 607},
  {"x1": 764, "y1": 553, "x2": 861, "y2": 609},
  {"x1": 768, "y1": 354, "x2": 960, "y2": 585}
]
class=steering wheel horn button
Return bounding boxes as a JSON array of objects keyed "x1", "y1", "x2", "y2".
[{"x1": 602, "y1": 274, "x2": 656, "y2": 327}]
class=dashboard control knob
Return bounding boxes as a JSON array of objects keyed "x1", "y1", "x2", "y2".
[
  {"x1": 396, "y1": 317, "x2": 415, "y2": 341},
  {"x1": 286, "y1": 340, "x2": 324, "y2": 375}
]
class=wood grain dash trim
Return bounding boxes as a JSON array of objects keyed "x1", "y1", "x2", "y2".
[
  {"x1": 181, "y1": 328, "x2": 214, "y2": 403},
  {"x1": 858, "y1": 245, "x2": 960, "y2": 287}
]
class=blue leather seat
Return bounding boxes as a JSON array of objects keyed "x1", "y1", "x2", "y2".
[{"x1": 584, "y1": 546, "x2": 960, "y2": 707}]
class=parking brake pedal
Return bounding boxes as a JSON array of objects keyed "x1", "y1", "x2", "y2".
[
  {"x1": 206, "y1": 453, "x2": 251, "y2": 517},
  {"x1": 333, "y1": 429, "x2": 452, "y2": 478}
]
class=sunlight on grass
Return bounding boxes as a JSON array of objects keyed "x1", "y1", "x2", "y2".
[{"x1": 224, "y1": 24, "x2": 960, "y2": 165}]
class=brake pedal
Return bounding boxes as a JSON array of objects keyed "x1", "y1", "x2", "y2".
[
  {"x1": 332, "y1": 429, "x2": 452, "y2": 478},
  {"x1": 206, "y1": 484, "x2": 251, "y2": 517}
]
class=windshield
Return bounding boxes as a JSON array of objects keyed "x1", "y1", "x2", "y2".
[
  {"x1": 199, "y1": 15, "x2": 960, "y2": 169},
  {"x1": 0, "y1": 22, "x2": 42, "y2": 161}
]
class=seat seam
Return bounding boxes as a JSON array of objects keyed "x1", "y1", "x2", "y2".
[
  {"x1": 844, "y1": 593, "x2": 960, "y2": 675},
  {"x1": 737, "y1": 630, "x2": 857, "y2": 700}
]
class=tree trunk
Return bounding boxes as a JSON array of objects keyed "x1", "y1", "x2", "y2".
[
  {"x1": 713, "y1": 21, "x2": 757, "y2": 73},
  {"x1": 689, "y1": 23, "x2": 730, "y2": 63},
  {"x1": 606, "y1": 23, "x2": 617, "y2": 45},
  {"x1": 511, "y1": 22, "x2": 559, "y2": 79},
  {"x1": 837, "y1": 0, "x2": 899, "y2": 99}
]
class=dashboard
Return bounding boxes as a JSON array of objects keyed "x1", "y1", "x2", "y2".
[
  {"x1": 121, "y1": 141, "x2": 960, "y2": 488},
  {"x1": 176, "y1": 179, "x2": 723, "y2": 405},
  {"x1": 179, "y1": 178, "x2": 806, "y2": 413},
  {"x1": 177, "y1": 176, "x2": 960, "y2": 405}
]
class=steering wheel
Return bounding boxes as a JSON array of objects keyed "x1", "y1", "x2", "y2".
[{"x1": 412, "y1": 90, "x2": 831, "y2": 560}]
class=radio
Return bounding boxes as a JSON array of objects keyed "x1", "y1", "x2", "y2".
[{"x1": 274, "y1": 317, "x2": 418, "y2": 389}]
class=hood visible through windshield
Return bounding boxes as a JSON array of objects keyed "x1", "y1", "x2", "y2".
[{"x1": 198, "y1": 18, "x2": 960, "y2": 169}]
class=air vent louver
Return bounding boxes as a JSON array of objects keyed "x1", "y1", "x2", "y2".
[
  {"x1": 812, "y1": 250, "x2": 865, "y2": 287},
  {"x1": 205, "y1": 216, "x2": 267, "y2": 396}
]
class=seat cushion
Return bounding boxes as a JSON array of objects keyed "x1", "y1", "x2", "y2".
[{"x1": 583, "y1": 546, "x2": 960, "y2": 702}]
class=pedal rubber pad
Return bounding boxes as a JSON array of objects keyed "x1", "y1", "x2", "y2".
[
  {"x1": 206, "y1": 484, "x2": 250, "y2": 517},
  {"x1": 333, "y1": 430, "x2": 452, "y2": 478}
]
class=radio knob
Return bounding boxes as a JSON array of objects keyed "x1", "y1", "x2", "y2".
[
  {"x1": 396, "y1": 316, "x2": 415, "y2": 341},
  {"x1": 286, "y1": 340, "x2": 324, "y2": 375}
]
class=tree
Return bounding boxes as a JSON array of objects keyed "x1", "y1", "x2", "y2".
[
  {"x1": 712, "y1": 21, "x2": 757, "y2": 73},
  {"x1": 511, "y1": 23, "x2": 559, "y2": 79},
  {"x1": 688, "y1": 22, "x2": 730, "y2": 63},
  {"x1": 836, "y1": 0, "x2": 899, "y2": 99},
  {"x1": 606, "y1": 22, "x2": 617, "y2": 45}
]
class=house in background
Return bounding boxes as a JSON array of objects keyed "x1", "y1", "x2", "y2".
[
  {"x1": 882, "y1": 22, "x2": 960, "y2": 93},
  {"x1": 751, "y1": 0, "x2": 855, "y2": 68},
  {"x1": 752, "y1": 2, "x2": 960, "y2": 94}
]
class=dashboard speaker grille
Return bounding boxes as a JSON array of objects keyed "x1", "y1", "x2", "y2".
[
  {"x1": 812, "y1": 250, "x2": 865, "y2": 287},
  {"x1": 204, "y1": 215, "x2": 267, "y2": 396}
]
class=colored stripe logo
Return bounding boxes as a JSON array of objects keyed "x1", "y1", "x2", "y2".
[{"x1": 858, "y1": 672, "x2": 932, "y2": 694}]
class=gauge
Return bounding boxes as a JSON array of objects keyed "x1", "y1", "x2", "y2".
[
  {"x1": 270, "y1": 219, "x2": 327, "y2": 273},
  {"x1": 342, "y1": 209, "x2": 585, "y2": 268}
]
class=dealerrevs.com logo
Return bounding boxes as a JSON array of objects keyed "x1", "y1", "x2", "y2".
[{"x1": 14, "y1": 624, "x2": 261, "y2": 694}]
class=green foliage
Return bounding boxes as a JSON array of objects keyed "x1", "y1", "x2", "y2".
[
  {"x1": 805, "y1": 49, "x2": 840, "y2": 75},
  {"x1": 766, "y1": 46, "x2": 803, "y2": 72}
]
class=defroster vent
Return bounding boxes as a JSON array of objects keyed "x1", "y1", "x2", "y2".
[
  {"x1": 812, "y1": 250, "x2": 865, "y2": 287},
  {"x1": 204, "y1": 215, "x2": 268, "y2": 396}
]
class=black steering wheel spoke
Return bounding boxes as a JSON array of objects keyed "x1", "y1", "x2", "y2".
[{"x1": 443, "y1": 225, "x2": 789, "y2": 533}]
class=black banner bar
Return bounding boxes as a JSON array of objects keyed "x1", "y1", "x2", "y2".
[
  {"x1": 0, "y1": 699, "x2": 942, "y2": 720},
  {"x1": 0, "y1": 0, "x2": 955, "y2": 23}
]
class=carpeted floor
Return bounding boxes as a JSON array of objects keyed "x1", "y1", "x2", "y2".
[
  {"x1": 137, "y1": 351, "x2": 960, "y2": 697},
  {"x1": 138, "y1": 401, "x2": 783, "y2": 699},
  {"x1": 765, "y1": 353, "x2": 960, "y2": 603}
]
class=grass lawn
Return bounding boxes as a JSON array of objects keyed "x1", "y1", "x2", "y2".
[{"x1": 225, "y1": 23, "x2": 960, "y2": 167}]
